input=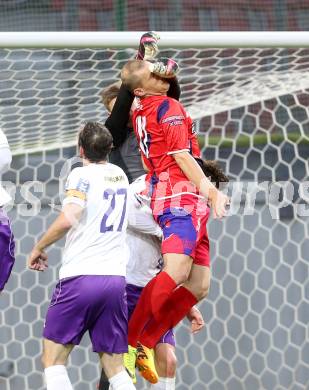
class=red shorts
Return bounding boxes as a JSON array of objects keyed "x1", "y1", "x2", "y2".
[{"x1": 156, "y1": 204, "x2": 210, "y2": 267}]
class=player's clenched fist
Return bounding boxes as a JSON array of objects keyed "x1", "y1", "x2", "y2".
[
  {"x1": 136, "y1": 31, "x2": 160, "y2": 60},
  {"x1": 150, "y1": 57, "x2": 179, "y2": 79}
]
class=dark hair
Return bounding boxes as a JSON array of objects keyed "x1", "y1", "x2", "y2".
[
  {"x1": 100, "y1": 81, "x2": 121, "y2": 110},
  {"x1": 196, "y1": 158, "x2": 229, "y2": 189},
  {"x1": 78, "y1": 122, "x2": 113, "y2": 163}
]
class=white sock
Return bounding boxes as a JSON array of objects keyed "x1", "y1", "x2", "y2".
[
  {"x1": 44, "y1": 365, "x2": 73, "y2": 390},
  {"x1": 109, "y1": 370, "x2": 136, "y2": 389},
  {"x1": 150, "y1": 377, "x2": 176, "y2": 390}
]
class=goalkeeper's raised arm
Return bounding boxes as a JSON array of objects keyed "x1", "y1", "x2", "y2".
[{"x1": 103, "y1": 32, "x2": 181, "y2": 151}]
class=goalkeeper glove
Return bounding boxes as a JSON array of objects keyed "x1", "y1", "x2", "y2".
[
  {"x1": 149, "y1": 57, "x2": 179, "y2": 79},
  {"x1": 136, "y1": 31, "x2": 160, "y2": 60}
]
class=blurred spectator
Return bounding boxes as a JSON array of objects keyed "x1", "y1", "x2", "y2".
[{"x1": 0, "y1": 0, "x2": 308, "y2": 31}]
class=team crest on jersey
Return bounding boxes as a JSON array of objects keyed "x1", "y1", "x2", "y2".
[
  {"x1": 104, "y1": 175, "x2": 125, "y2": 182},
  {"x1": 76, "y1": 178, "x2": 90, "y2": 193}
]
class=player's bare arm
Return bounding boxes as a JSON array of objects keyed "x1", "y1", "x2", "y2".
[
  {"x1": 103, "y1": 33, "x2": 160, "y2": 147},
  {"x1": 173, "y1": 151, "x2": 229, "y2": 218},
  {"x1": 27, "y1": 203, "x2": 83, "y2": 271}
]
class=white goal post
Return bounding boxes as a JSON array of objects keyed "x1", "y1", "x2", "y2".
[{"x1": 1, "y1": 31, "x2": 309, "y2": 48}]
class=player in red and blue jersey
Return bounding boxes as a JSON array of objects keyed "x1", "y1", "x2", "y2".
[
  {"x1": 135, "y1": 94, "x2": 201, "y2": 212},
  {"x1": 121, "y1": 59, "x2": 230, "y2": 383}
]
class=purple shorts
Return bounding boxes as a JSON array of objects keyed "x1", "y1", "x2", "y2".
[
  {"x1": 126, "y1": 283, "x2": 175, "y2": 347},
  {"x1": 0, "y1": 208, "x2": 15, "y2": 291},
  {"x1": 44, "y1": 275, "x2": 128, "y2": 353}
]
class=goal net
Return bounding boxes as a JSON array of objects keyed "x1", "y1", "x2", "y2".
[{"x1": 0, "y1": 33, "x2": 308, "y2": 390}]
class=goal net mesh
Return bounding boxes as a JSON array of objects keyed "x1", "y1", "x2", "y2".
[{"x1": 0, "y1": 46, "x2": 308, "y2": 390}]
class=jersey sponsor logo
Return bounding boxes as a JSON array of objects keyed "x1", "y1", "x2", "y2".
[
  {"x1": 168, "y1": 120, "x2": 184, "y2": 126},
  {"x1": 76, "y1": 178, "x2": 90, "y2": 193},
  {"x1": 161, "y1": 115, "x2": 185, "y2": 124},
  {"x1": 104, "y1": 175, "x2": 126, "y2": 183}
]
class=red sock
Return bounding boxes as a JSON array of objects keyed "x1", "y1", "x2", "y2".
[
  {"x1": 140, "y1": 286, "x2": 197, "y2": 348},
  {"x1": 128, "y1": 272, "x2": 177, "y2": 347},
  {"x1": 128, "y1": 276, "x2": 157, "y2": 347},
  {"x1": 151, "y1": 271, "x2": 177, "y2": 319}
]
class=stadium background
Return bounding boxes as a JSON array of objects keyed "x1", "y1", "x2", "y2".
[
  {"x1": 0, "y1": 1, "x2": 308, "y2": 390},
  {"x1": 0, "y1": 0, "x2": 309, "y2": 31}
]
